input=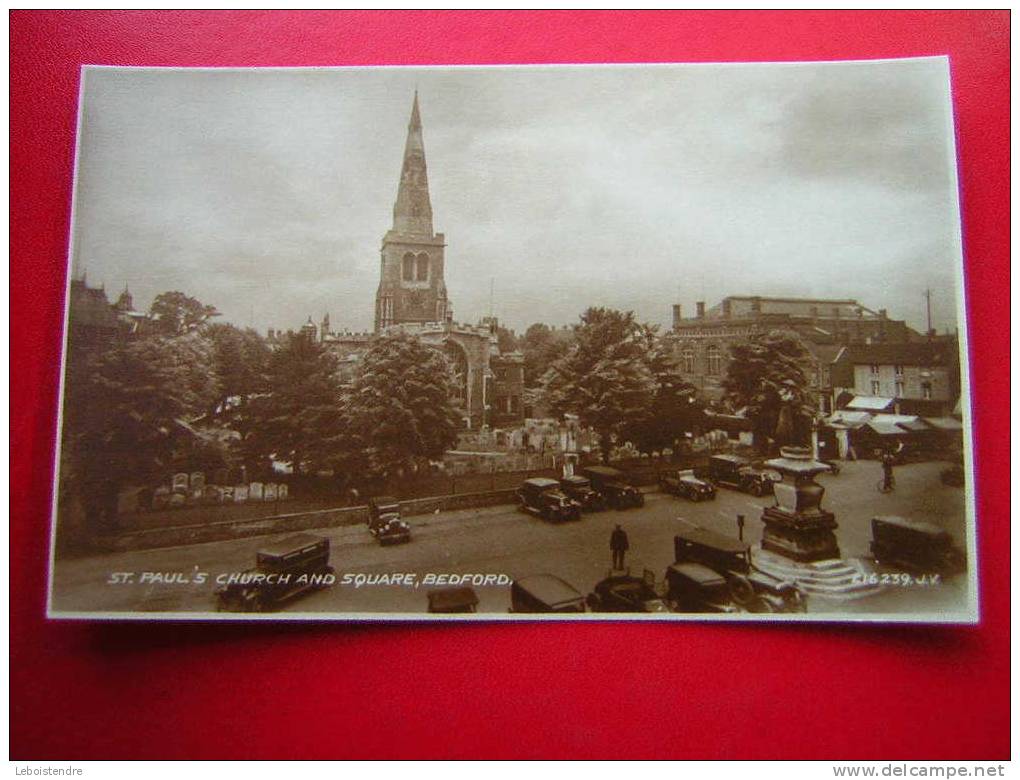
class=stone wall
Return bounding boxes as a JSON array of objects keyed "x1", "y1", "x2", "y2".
[{"x1": 98, "y1": 487, "x2": 520, "y2": 553}]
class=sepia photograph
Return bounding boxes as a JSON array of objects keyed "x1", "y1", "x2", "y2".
[{"x1": 48, "y1": 58, "x2": 976, "y2": 621}]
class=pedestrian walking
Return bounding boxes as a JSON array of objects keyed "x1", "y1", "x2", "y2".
[
  {"x1": 881, "y1": 451, "x2": 895, "y2": 492},
  {"x1": 610, "y1": 524, "x2": 629, "y2": 571}
]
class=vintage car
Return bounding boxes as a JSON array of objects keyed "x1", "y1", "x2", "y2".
[
  {"x1": 427, "y1": 586, "x2": 479, "y2": 614},
  {"x1": 704, "y1": 454, "x2": 777, "y2": 497},
  {"x1": 579, "y1": 466, "x2": 645, "y2": 509},
  {"x1": 940, "y1": 460, "x2": 965, "y2": 487},
  {"x1": 870, "y1": 516, "x2": 966, "y2": 575},
  {"x1": 517, "y1": 478, "x2": 582, "y2": 522},
  {"x1": 673, "y1": 522, "x2": 805, "y2": 613},
  {"x1": 659, "y1": 468, "x2": 716, "y2": 502},
  {"x1": 586, "y1": 569, "x2": 670, "y2": 613},
  {"x1": 367, "y1": 495, "x2": 411, "y2": 545},
  {"x1": 215, "y1": 533, "x2": 334, "y2": 613},
  {"x1": 558, "y1": 475, "x2": 607, "y2": 512},
  {"x1": 510, "y1": 574, "x2": 587, "y2": 614},
  {"x1": 664, "y1": 562, "x2": 740, "y2": 614}
]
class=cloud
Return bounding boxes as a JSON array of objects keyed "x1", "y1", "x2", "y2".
[{"x1": 70, "y1": 61, "x2": 963, "y2": 337}]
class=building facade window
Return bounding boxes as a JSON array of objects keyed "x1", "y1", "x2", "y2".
[
  {"x1": 416, "y1": 253, "x2": 429, "y2": 281},
  {"x1": 682, "y1": 348, "x2": 695, "y2": 374},
  {"x1": 402, "y1": 253, "x2": 415, "y2": 281},
  {"x1": 706, "y1": 345, "x2": 722, "y2": 376}
]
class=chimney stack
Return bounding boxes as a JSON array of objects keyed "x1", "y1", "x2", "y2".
[
  {"x1": 696, "y1": 301, "x2": 705, "y2": 319},
  {"x1": 672, "y1": 304, "x2": 682, "y2": 329}
]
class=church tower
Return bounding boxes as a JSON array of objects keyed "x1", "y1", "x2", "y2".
[{"x1": 374, "y1": 92, "x2": 451, "y2": 332}]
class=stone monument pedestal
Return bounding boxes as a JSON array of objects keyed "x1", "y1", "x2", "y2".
[{"x1": 760, "y1": 446, "x2": 840, "y2": 563}]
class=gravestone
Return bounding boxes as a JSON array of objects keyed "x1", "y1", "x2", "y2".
[
  {"x1": 172, "y1": 473, "x2": 189, "y2": 493},
  {"x1": 248, "y1": 482, "x2": 264, "y2": 501},
  {"x1": 264, "y1": 483, "x2": 278, "y2": 501},
  {"x1": 234, "y1": 485, "x2": 249, "y2": 503}
]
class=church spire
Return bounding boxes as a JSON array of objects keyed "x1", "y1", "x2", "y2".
[{"x1": 392, "y1": 91, "x2": 433, "y2": 237}]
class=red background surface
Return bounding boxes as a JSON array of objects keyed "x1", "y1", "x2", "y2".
[{"x1": 10, "y1": 11, "x2": 1010, "y2": 760}]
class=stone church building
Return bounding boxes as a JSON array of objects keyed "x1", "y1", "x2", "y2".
[{"x1": 291, "y1": 93, "x2": 524, "y2": 431}]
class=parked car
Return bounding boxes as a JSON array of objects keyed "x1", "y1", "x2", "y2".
[
  {"x1": 660, "y1": 468, "x2": 716, "y2": 502},
  {"x1": 704, "y1": 454, "x2": 776, "y2": 497},
  {"x1": 367, "y1": 495, "x2": 411, "y2": 545},
  {"x1": 558, "y1": 475, "x2": 607, "y2": 512},
  {"x1": 586, "y1": 569, "x2": 669, "y2": 613},
  {"x1": 664, "y1": 562, "x2": 740, "y2": 613},
  {"x1": 510, "y1": 574, "x2": 587, "y2": 614},
  {"x1": 579, "y1": 466, "x2": 645, "y2": 509},
  {"x1": 673, "y1": 522, "x2": 805, "y2": 613},
  {"x1": 517, "y1": 478, "x2": 581, "y2": 522},
  {"x1": 940, "y1": 461, "x2": 965, "y2": 487},
  {"x1": 870, "y1": 516, "x2": 966, "y2": 575},
  {"x1": 427, "y1": 586, "x2": 480, "y2": 614},
  {"x1": 215, "y1": 533, "x2": 334, "y2": 613}
]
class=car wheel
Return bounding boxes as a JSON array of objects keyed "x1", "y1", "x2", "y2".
[{"x1": 727, "y1": 574, "x2": 755, "y2": 607}]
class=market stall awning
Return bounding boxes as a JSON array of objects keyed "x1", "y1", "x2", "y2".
[
  {"x1": 847, "y1": 396, "x2": 895, "y2": 412},
  {"x1": 865, "y1": 420, "x2": 907, "y2": 436},
  {"x1": 923, "y1": 416, "x2": 964, "y2": 431}
]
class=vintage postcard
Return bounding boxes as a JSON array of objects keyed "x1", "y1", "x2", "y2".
[{"x1": 48, "y1": 58, "x2": 977, "y2": 621}]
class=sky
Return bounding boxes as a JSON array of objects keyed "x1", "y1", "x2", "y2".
[{"x1": 70, "y1": 59, "x2": 964, "y2": 337}]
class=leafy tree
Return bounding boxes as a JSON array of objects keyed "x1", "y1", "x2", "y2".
[
  {"x1": 149, "y1": 291, "x2": 220, "y2": 335},
  {"x1": 64, "y1": 333, "x2": 219, "y2": 534},
  {"x1": 721, "y1": 329, "x2": 816, "y2": 453},
  {"x1": 626, "y1": 324, "x2": 703, "y2": 456},
  {"x1": 541, "y1": 308, "x2": 654, "y2": 462},
  {"x1": 521, "y1": 322, "x2": 574, "y2": 388},
  {"x1": 496, "y1": 325, "x2": 519, "y2": 354},
  {"x1": 205, "y1": 323, "x2": 271, "y2": 417},
  {"x1": 340, "y1": 333, "x2": 461, "y2": 484},
  {"x1": 244, "y1": 333, "x2": 343, "y2": 476}
]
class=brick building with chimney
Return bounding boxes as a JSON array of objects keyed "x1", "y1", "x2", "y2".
[{"x1": 668, "y1": 295, "x2": 923, "y2": 412}]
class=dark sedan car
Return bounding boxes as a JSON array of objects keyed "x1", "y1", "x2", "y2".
[
  {"x1": 704, "y1": 454, "x2": 776, "y2": 497},
  {"x1": 216, "y1": 533, "x2": 334, "y2": 613},
  {"x1": 660, "y1": 468, "x2": 716, "y2": 501},
  {"x1": 517, "y1": 478, "x2": 582, "y2": 522},
  {"x1": 579, "y1": 466, "x2": 644, "y2": 509},
  {"x1": 665, "y1": 562, "x2": 740, "y2": 614},
  {"x1": 558, "y1": 475, "x2": 607, "y2": 512},
  {"x1": 586, "y1": 570, "x2": 669, "y2": 613},
  {"x1": 367, "y1": 496, "x2": 411, "y2": 545}
]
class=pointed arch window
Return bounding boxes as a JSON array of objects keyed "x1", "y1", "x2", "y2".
[
  {"x1": 706, "y1": 345, "x2": 722, "y2": 376},
  {"x1": 402, "y1": 253, "x2": 415, "y2": 281},
  {"x1": 681, "y1": 348, "x2": 695, "y2": 374},
  {"x1": 416, "y1": 253, "x2": 429, "y2": 281}
]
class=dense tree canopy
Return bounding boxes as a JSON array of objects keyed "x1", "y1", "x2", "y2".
[
  {"x1": 340, "y1": 333, "x2": 461, "y2": 484},
  {"x1": 625, "y1": 325, "x2": 703, "y2": 455},
  {"x1": 65, "y1": 332, "x2": 220, "y2": 532},
  {"x1": 520, "y1": 322, "x2": 575, "y2": 388},
  {"x1": 149, "y1": 290, "x2": 220, "y2": 335},
  {"x1": 243, "y1": 333, "x2": 343, "y2": 475},
  {"x1": 205, "y1": 322, "x2": 271, "y2": 418},
  {"x1": 541, "y1": 308, "x2": 655, "y2": 462},
  {"x1": 721, "y1": 329, "x2": 816, "y2": 452}
]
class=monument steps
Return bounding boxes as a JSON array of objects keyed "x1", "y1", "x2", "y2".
[{"x1": 752, "y1": 549, "x2": 883, "y2": 600}]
